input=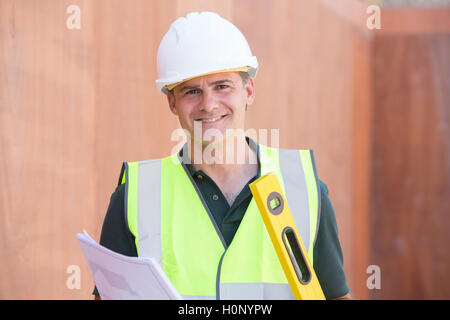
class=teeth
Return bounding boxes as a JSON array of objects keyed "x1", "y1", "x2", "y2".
[{"x1": 202, "y1": 116, "x2": 222, "y2": 122}]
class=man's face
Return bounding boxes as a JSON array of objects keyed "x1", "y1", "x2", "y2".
[{"x1": 167, "y1": 72, "x2": 255, "y2": 145}]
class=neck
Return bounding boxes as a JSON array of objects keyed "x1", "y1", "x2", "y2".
[{"x1": 187, "y1": 136, "x2": 257, "y2": 180}]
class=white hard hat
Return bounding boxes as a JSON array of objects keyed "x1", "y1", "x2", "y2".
[{"x1": 155, "y1": 12, "x2": 258, "y2": 94}]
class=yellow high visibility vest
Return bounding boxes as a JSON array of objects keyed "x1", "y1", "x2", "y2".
[{"x1": 119, "y1": 142, "x2": 320, "y2": 299}]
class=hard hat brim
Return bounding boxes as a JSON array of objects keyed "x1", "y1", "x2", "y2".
[{"x1": 156, "y1": 57, "x2": 258, "y2": 94}]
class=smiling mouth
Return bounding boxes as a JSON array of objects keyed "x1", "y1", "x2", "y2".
[{"x1": 195, "y1": 115, "x2": 228, "y2": 123}]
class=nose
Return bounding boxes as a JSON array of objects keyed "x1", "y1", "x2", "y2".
[{"x1": 199, "y1": 89, "x2": 218, "y2": 113}]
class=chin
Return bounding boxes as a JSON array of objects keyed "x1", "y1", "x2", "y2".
[{"x1": 201, "y1": 133, "x2": 227, "y2": 146}]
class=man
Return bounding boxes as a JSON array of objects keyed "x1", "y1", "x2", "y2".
[{"x1": 93, "y1": 11, "x2": 350, "y2": 300}]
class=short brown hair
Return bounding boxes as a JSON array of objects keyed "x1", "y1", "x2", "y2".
[{"x1": 239, "y1": 71, "x2": 250, "y2": 86}]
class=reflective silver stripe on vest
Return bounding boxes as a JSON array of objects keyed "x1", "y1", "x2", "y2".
[
  {"x1": 220, "y1": 283, "x2": 294, "y2": 300},
  {"x1": 278, "y1": 148, "x2": 310, "y2": 253},
  {"x1": 137, "y1": 159, "x2": 162, "y2": 265}
]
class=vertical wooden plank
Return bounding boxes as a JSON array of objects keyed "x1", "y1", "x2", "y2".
[
  {"x1": 351, "y1": 27, "x2": 373, "y2": 300},
  {"x1": 0, "y1": 0, "x2": 99, "y2": 298},
  {"x1": 175, "y1": 0, "x2": 233, "y2": 20},
  {"x1": 371, "y1": 34, "x2": 450, "y2": 299}
]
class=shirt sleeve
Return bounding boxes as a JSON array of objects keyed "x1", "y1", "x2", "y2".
[
  {"x1": 92, "y1": 184, "x2": 138, "y2": 296},
  {"x1": 313, "y1": 180, "x2": 350, "y2": 299}
]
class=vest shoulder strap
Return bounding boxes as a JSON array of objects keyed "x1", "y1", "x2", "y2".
[{"x1": 259, "y1": 145, "x2": 321, "y2": 254}]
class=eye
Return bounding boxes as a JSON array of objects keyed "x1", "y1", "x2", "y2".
[
  {"x1": 184, "y1": 89, "x2": 201, "y2": 96},
  {"x1": 217, "y1": 84, "x2": 229, "y2": 90}
]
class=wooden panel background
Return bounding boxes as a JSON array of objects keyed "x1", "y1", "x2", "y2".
[
  {"x1": 0, "y1": 0, "x2": 449, "y2": 299},
  {"x1": 371, "y1": 34, "x2": 450, "y2": 299}
]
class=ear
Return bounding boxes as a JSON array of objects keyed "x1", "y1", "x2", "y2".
[
  {"x1": 244, "y1": 77, "x2": 255, "y2": 105},
  {"x1": 167, "y1": 91, "x2": 178, "y2": 115}
]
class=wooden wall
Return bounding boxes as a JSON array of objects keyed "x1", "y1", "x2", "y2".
[
  {"x1": 371, "y1": 34, "x2": 450, "y2": 299},
  {"x1": 324, "y1": 0, "x2": 450, "y2": 299},
  {"x1": 0, "y1": 0, "x2": 449, "y2": 299}
]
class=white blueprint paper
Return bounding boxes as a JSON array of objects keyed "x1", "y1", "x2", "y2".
[{"x1": 77, "y1": 230, "x2": 183, "y2": 300}]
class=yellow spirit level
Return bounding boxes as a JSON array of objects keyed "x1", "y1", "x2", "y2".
[{"x1": 249, "y1": 173, "x2": 325, "y2": 300}]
